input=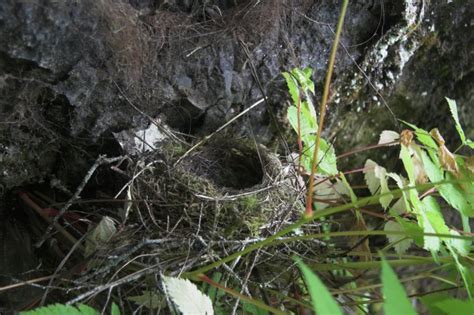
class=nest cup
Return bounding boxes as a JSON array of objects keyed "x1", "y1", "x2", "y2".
[{"x1": 117, "y1": 137, "x2": 305, "y2": 264}]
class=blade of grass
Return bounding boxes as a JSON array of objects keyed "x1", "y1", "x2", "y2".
[
  {"x1": 309, "y1": 255, "x2": 461, "y2": 271},
  {"x1": 296, "y1": 258, "x2": 343, "y2": 315},
  {"x1": 381, "y1": 258, "x2": 417, "y2": 315}
]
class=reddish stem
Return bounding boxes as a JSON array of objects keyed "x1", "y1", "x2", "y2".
[{"x1": 337, "y1": 141, "x2": 398, "y2": 159}]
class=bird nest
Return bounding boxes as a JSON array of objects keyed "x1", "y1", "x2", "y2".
[
  {"x1": 103, "y1": 137, "x2": 307, "y2": 270},
  {"x1": 15, "y1": 137, "x2": 329, "y2": 311}
]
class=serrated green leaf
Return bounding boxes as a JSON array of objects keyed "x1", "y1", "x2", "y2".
[
  {"x1": 438, "y1": 173, "x2": 474, "y2": 217},
  {"x1": 364, "y1": 160, "x2": 393, "y2": 209},
  {"x1": 339, "y1": 173, "x2": 357, "y2": 204},
  {"x1": 378, "y1": 130, "x2": 400, "y2": 146},
  {"x1": 287, "y1": 101, "x2": 317, "y2": 138},
  {"x1": 387, "y1": 173, "x2": 415, "y2": 217},
  {"x1": 77, "y1": 305, "x2": 98, "y2": 314},
  {"x1": 397, "y1": 218, "x2": 424, "y2": 247},
  {"x1": 282, "y1": 72, "x2": 299, "y2": 106},
  {"x1": 381, "y1": 259, "x2": 417, "y2": 315},
  {"x1": 446, "y1": 97, "x2": 467, "y2": 144},
  {"x1": 300, "y1": 100, "x2": 317, "y2": 130},
  {"x1": 301, "y1": 136, "x2": 338, "y2": 175},
  {"x1": 401, "y1": 120, "x2": 438, "y2": 149},
  {"x1": 420, "y1": 196, "x2": 449, "y2": 252},
  {"x1": 389, "y1": 197, "x2": 407, "y2": 215},
  {"x1": 384, "y1": 220, "x2": 414, "y2": 255},
  {"x1": 291, "y1": 67, "x2": 315, "y2": 94},
  {"x1": 296, "y1": 258, "x2": 343, "y2": 315},
  {"x1": 447, "y1": 230, "x2": 470, "y2": 257},
  {"x1": 418, "y1": 148, "x2": 443, "y2": 182},
  {"x1": 313, "y1": 177, "x2": 340, "y2": 210},
  {"x1": 446, "y1": 246, "x2": 474, "y2": 299},
  {"x1": 21, "y1": 304, "x2": 100, "y2": 315},
  {"x1": 162, "y1": 276, "x2": 214, "y2": 315},
  {"x1": 400, "y1": 145, "x2": 416, "y2": 185},
  {"x1": 377, "y1": 166, "x2": 393, "y2": 210},
  {"x1": 318, "y1": 139, "x2": 338, "y2": 175},
  {"x1": 287, "y1": 106, "x2": 314, "y2": 137},
  {"x1": 364, "y1": 159, "x2": 380, "y2": 195}
]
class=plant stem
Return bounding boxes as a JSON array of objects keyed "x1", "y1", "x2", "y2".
[
  {"x1": 183, "y1": 183, "x2": 424, "y2": 278},
  {"x1": 306, "y1": 0, "x2": 349, "y2": 217},
  {"x1": 182, "y1": 179, "x2": 465, "y2": 278}
]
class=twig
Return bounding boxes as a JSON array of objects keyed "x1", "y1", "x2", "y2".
[
  {"x1": 0, "y1": 275, "x2": 55, "y2": 293},
  {"x1": 38, "y1": 155, "x2": 124, "y2": 246},
  {"x1": 18, "y1": 192, "x2": 81, "y2": 249},
  {"x1": 67, "y1": 266, "x2": 158, "y2": 305},
  {"x1": 40, "y1": 234, "x2": 87, "y2": 305}
]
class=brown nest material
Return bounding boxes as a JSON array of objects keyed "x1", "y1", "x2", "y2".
[{"x1": 20, "y1": 137, "x2": 329, "y2": 311}]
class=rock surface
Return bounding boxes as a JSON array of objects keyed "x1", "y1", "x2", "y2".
[
  {"x1": 0, "y1": 0, "x2": 472, "y2": 188},
  {"x1": 1, "y1": 0, "x2": 473, "y2": 310}
]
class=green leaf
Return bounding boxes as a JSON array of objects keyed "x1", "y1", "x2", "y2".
[
  {"x1": 206, "y1": 272, "x2": 223, "y2": 301},
  {"x1": 111, "y1": 303, "x2": 120, "y2": 315},
  {"x1": 296, "y1": 258, "x2": 343, "y2": 315},
  {"x1": 364, "y1": 159, "x2": 380, "y2": 195},
  {"x1": 401, "y1": 120, "x2": 438, "y2": 150},
  {"x1": 317, "y1": 139, "x2": 338, "y2": 175},
  {"x1": 363, "y1": 159, "x2": 393, "y2": 209},
  {"x1": 446, "y1": 97, "x2": 467, "y2": 144},
  {"x1": 21, "y1": 304, "x2": 100, "y2": 315},
  {"x1": 381, "y1": 259, "x2": 417, "y2": 315},
  {"x1": 339, "y1": 173, "x2": 357, "y2": 204},
  {"x1": 400, "y1": 145, "x2": 416, "y2": 185},
  {"x1": 433, "y1": 298, "x2": 474, "y2": 315},
  {"x1": 420, "y1": 293, "x2": 452, "y2": 315},
  {"x1": 466, "y1": 139, "x2": 474, "y2": 149},
  {"x1": 397, "y1": 218, "x2": 424, "y2": 247},
  {"x1": 447, "y1": 230, "x2": 470, "y2": 257},
  {"x1": 438, "y1": 173, "x2": 474, "y2": 217},
  {"x1": 420, "y1": 196, "x2": 449, "y2": 252},
  {"x1": 287, "y1": 103, "x2": 316, "y2": 137},
  {"x1": 291, "y1": 67, "x2": 315, "y2": 94},
  {"x1": 282, "y1": 72, "x2": 299, "y2": 106},
  {"x1": 128, "y1": 291, "x2": 162, "y2": 310},
  {"x1": 301, "y1": 136, "x2": 338, "y2": 175},
  {"x1": 384, "y1": 220, "x2": 414, "y2": 255},
  {"x1": 446, "y1": 244, "x2": 474, "y2": 299},
  {"x1": 300, "y1": 100, "x2": 317, "y2": 131},
  {"x1": 418, "y1": 148, "x2": 443, "y2": 182},
  {"x1": 242, "y1": 302, "x2": 269, "y2": 315}
]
